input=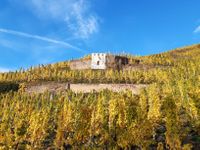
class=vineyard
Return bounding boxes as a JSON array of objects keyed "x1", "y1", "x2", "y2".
[{"x1": 0, "y1": 44, "x2": 200, "y2": 149}]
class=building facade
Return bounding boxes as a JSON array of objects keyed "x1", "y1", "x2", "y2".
[
  {"x1": 91, "y1": 53, "x2": 129, "y2": 70},
  {"x1": 70, "y1": 53, "x2": 129, "y2": 70},
  {"x1": 91, "y1": 53, "x2": 107, "y2": 69}
]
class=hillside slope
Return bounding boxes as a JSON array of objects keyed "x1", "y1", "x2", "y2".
[{"x1": 0, "y1": 44, "x2": 200, "y2": 149}]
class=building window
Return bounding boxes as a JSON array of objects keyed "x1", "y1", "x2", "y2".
[{"x1": 97, "y1": 61, "x2": 100, "y2": 65}]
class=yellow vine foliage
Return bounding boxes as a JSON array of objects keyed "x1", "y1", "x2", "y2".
[{"x1": 0, "y1": 44, "x2": 200, "y2": 148}]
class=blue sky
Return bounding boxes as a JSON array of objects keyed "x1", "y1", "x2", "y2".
[{"x1": 0, "y1": 0, "x2": 200, "y2": 71}]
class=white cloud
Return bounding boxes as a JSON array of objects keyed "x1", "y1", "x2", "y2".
[
  {"x1": 194, "y1": 25, "x2": 200, "y2": 33},
  {"x1": 28, "y1": 0, "x2": 99, "y2": 39},
  {"x1": 0, "y1": 28, "x2": 84, "y2": 52}
]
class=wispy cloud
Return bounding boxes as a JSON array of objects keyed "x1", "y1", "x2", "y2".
[
  {"x1": 0, "y1": 28, "x2": 84, "y2": 52},
  {"x1": 194, "y1": 25, "x2": 200, "y2": 33},
  {"x1": 28, "y1": 0, "x2": 99, "y2": 39}
]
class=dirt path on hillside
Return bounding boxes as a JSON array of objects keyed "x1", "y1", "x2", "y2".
[{"x1": 26, "y1": 82, "x2": 147, "y2": 94}]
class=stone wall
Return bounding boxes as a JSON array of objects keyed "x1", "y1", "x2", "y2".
[
  {"x1": 25, "y1": 82, "x2": 147, "y2": 94},
  {"x1": 106, "y1": 55, "x2": 129, "y2": 69},
  {"x1": 70, "y1": 59, "x2": 91, "y2": 70}
]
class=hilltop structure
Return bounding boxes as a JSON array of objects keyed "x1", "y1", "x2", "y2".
[{"x1": 70, "y1": 53, "x2": 129, "y2": 70}]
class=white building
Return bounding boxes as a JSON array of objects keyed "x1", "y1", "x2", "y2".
[
  {"x1": 91, "y1": 53, "x2": 129, "y2": 70},
  {"x1": 91, "y1": 53, "x2": 107, "y2": 69}
]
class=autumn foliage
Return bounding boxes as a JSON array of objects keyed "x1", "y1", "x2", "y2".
[{"x1": 0, "y1": 44, "x2": 200, "y2": 149}]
